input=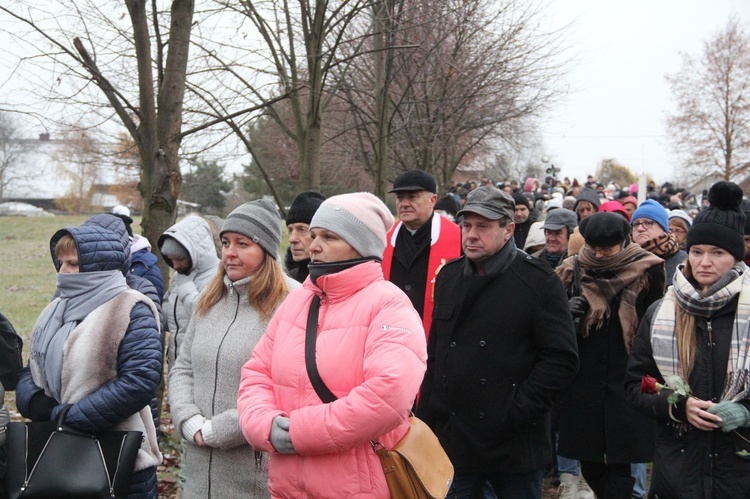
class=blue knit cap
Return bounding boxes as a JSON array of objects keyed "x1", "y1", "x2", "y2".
[{"x1": 631, "y1": 199, "x2": 669, "y2": 233}]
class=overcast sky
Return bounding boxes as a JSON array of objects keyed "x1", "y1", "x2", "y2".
[
  {"x1": 539, "y1": 0, "x2": 749, "y2": 185},
  {"x1": 1, "y1": 2, "x2": 749, "y2": 186}
]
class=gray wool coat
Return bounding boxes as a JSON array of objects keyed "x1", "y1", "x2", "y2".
[{"x1": 168, "y1": 272, "x2": 300, "y2": 499}]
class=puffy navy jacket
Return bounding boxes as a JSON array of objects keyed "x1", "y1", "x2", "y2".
[
  {"x1": 17, "y1": 220, "x2": 162, "y2": 498},
  {"x1": 81, "y1": 215, "x2": 164, "y2": 436},
  {"x1": 131, "y1": 248, "x2": 165, "y2": 302}
]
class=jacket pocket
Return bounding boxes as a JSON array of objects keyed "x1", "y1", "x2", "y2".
[{"x1": 432, "y1": 303, "x2": 455, "y2": 321}]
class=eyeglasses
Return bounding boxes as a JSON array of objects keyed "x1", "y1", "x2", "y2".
[
  {"x1": 632, "y1": 219, "x2": 656, "y2": 230},
  {"x1": 583, "y1": 244, "x2": 622, "y2": 258},
  {"x1": 670, "y1": 227, "x2": 687, "y2": 235}
]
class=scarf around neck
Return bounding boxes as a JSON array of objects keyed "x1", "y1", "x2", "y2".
[
  {"x1": 558, "y1": 243, "x2": 664, "y2": 351},
  {"x1": 463, "y1": 238, "x2": 517, "y2": 276},
  {"x1": 30, "y1": 270, "x2": 128, "y2": 401},
  {"x1": 308, "y1": 257, "x2": 380, "y2": 287},
  {"x1": 651, "y1": 262, "x2": 750, "y2": 402},
  {"x1": 640, "y1": 232, "x2": 680, "y2": 259}
]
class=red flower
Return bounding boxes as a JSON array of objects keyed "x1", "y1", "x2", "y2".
[{"x1": 641, "y1": 375, "x2": 661, "y2": 394}]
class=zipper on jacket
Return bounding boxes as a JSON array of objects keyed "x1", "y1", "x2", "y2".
[
  {"x1": 211, "y1": 289, "x2": 241, "y2": 415},
  {"x1": 207, "y1": 286, "x2": 240, "y2": 498},
  {"x1": 172, "y1": 298, "x2": 181, "y2": 361}
]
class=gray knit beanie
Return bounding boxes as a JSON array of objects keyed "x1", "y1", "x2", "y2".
[
  {"x1": 160, "y1": 237, "x2": 190, "y2": 260},
  {"x1": 310, "y1": 192, "x2": 394, "y2": 258},
  {"x1": 221, "y1": 199, "x2": 282, "y2": 256}
]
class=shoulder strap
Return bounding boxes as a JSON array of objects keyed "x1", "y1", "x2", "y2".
[{"x1": 304, "y1": 295, "x2": 338, "y2": 403}]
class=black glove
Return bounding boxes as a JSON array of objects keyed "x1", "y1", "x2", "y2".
[
  {"x1": 569, "y1": 296, "x2": 589, "y2": 318},
  {"x1": 27, "y1": 391, "x2": 58, "y2": 421}
]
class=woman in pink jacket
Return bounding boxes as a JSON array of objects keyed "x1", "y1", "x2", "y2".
[{"x1": 238, "y1": 192, "x2": 427, "y2": 498}]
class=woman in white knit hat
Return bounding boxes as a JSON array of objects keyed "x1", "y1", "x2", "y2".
[
  {"x1": 169, "y1": 199, "x2": 300, "y2": 498},
  {"x1": 238, "y1": 192, "x2": 427, "y2": 498}
]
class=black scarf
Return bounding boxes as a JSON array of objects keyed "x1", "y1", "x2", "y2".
[
  {"x1": 308, "y1": 257, "x2": 381, "y2": 286},
  {"x1": 463, "y1": 239, "x2": 517, "y2": 276}
]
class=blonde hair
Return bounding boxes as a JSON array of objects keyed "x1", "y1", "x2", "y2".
[
  {"x1": 194, "y1": 253, "x2": 289, "y2": 321},
  {"x1": 675, "y1": 260, "x2": 698, "y2": 379},
  {"x1": 54, "y1": 234, "x2": 77, "y2": 259}
]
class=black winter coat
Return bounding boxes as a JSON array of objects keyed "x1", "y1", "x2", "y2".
[
  {"x1": 626, "y1": 295, "x2": 750, "y2": 498},
  {"x1": 558, "y1": 263, "x2": 664, "y2": 463},
  {"x1": 0, "y1": 312, "x2": 22, "y2": 390},
  {"x1": 417, "y1": 250, "x2": 579, "y2": 474}
]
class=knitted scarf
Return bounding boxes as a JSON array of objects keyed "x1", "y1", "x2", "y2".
[
  {"x1": 558, "y1": 243, "x2": 663, "y2": 351},
  {"x1": 651, "y1": 263, "x2": 750, "y2": 402},
  {"x1": 30, "y1": 270, "x2": 128, "y2": 401},
  {"x1": 640, "y1": 232, "x2": 680, "y2": 259}
]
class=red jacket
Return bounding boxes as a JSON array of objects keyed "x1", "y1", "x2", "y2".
[{"x1": 382, "y1": 214, "x2": 462, "y2": 337}]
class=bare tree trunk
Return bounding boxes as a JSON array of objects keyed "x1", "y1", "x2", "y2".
[
  {"x1": 372, "y1": 0, "x2": 393, "y2": 199},
  {"x1": 130, "y1": 0, "x2": 193, "y2": 282}
]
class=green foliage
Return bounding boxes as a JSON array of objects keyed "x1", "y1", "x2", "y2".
[
  {"x1": 181, "y1": 160, "x2": 232, "y2": 214},
  {"x1": 242, "y1": 160, "x2": 299, "y2": 208}
]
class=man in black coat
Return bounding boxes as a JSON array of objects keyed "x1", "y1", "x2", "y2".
[
  {"x1": 285, "y1": 191, "x2": 326, "y2": 283},
  {"x1": 417, "y1": 186, "x2": 579, "y2": 498}
]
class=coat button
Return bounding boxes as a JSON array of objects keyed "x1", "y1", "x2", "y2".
[
  {"x1": 479, "y1": 340, "x2": 486, "y2": 347},
  {"x1": 450, "y1": 411, "x2": 456, "y2": 416},
  {"x1": 441, "y1": 375, "x2": 447, "y2": 382},
  {"x1": 480, "y1": 379, "x2": 487, "y2": 385},
  {"x1": 478, "y1": 412, "x2": 485, "y2": 419},
  {"x1": 405, "y1": 284, "x2": 412, "y2": 291},
  {"x1": 450, "y1": 341, "x2": 456, "y2": 348}
]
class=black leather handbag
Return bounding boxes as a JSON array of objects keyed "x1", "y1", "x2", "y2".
[{"x1": 4, "y1": 406, "x2": 142, "y2": 499}]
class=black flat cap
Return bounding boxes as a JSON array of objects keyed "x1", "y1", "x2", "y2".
[{"x1": 389, "y1": 169, "x2": 437, "y2": 194}]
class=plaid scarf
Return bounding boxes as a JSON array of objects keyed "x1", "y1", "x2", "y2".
[
  {"x1": 558, "y1": 243, "x2": 664, "y2": 352},
  {"x1": 640, "y1": 232, "x2": 680, "y2": 258},
  {"x1": 651, "y1": 262, "x2": 750, "y2": 402}
]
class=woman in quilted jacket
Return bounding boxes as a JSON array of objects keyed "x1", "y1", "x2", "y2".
[
  {"x1": 15, "y1": 219, "x2": 163, "y2": 498},
  {"x1": 168, "y1": 200, "x2": 299, "y2": 498},
  {"x1": 238, "y1": 192, "x2": 427, "y2": 498}
]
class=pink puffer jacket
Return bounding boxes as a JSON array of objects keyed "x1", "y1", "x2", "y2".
[{"x1": 238, "y1": 261, "x2": 427, "y2": 498}]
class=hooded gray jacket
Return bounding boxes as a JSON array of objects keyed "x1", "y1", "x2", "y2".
[{"x1": 159, "y1": 216, "x2": 220, "y2": 370}]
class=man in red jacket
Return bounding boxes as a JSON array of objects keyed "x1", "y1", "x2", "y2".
[{"x1": 382, "y1": 169, "x2": 461, "y2": 338}]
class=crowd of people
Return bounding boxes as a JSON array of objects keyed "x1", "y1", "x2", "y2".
[{"x1": 2, "y1": 170, "x2": 750, "y2": 499}]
